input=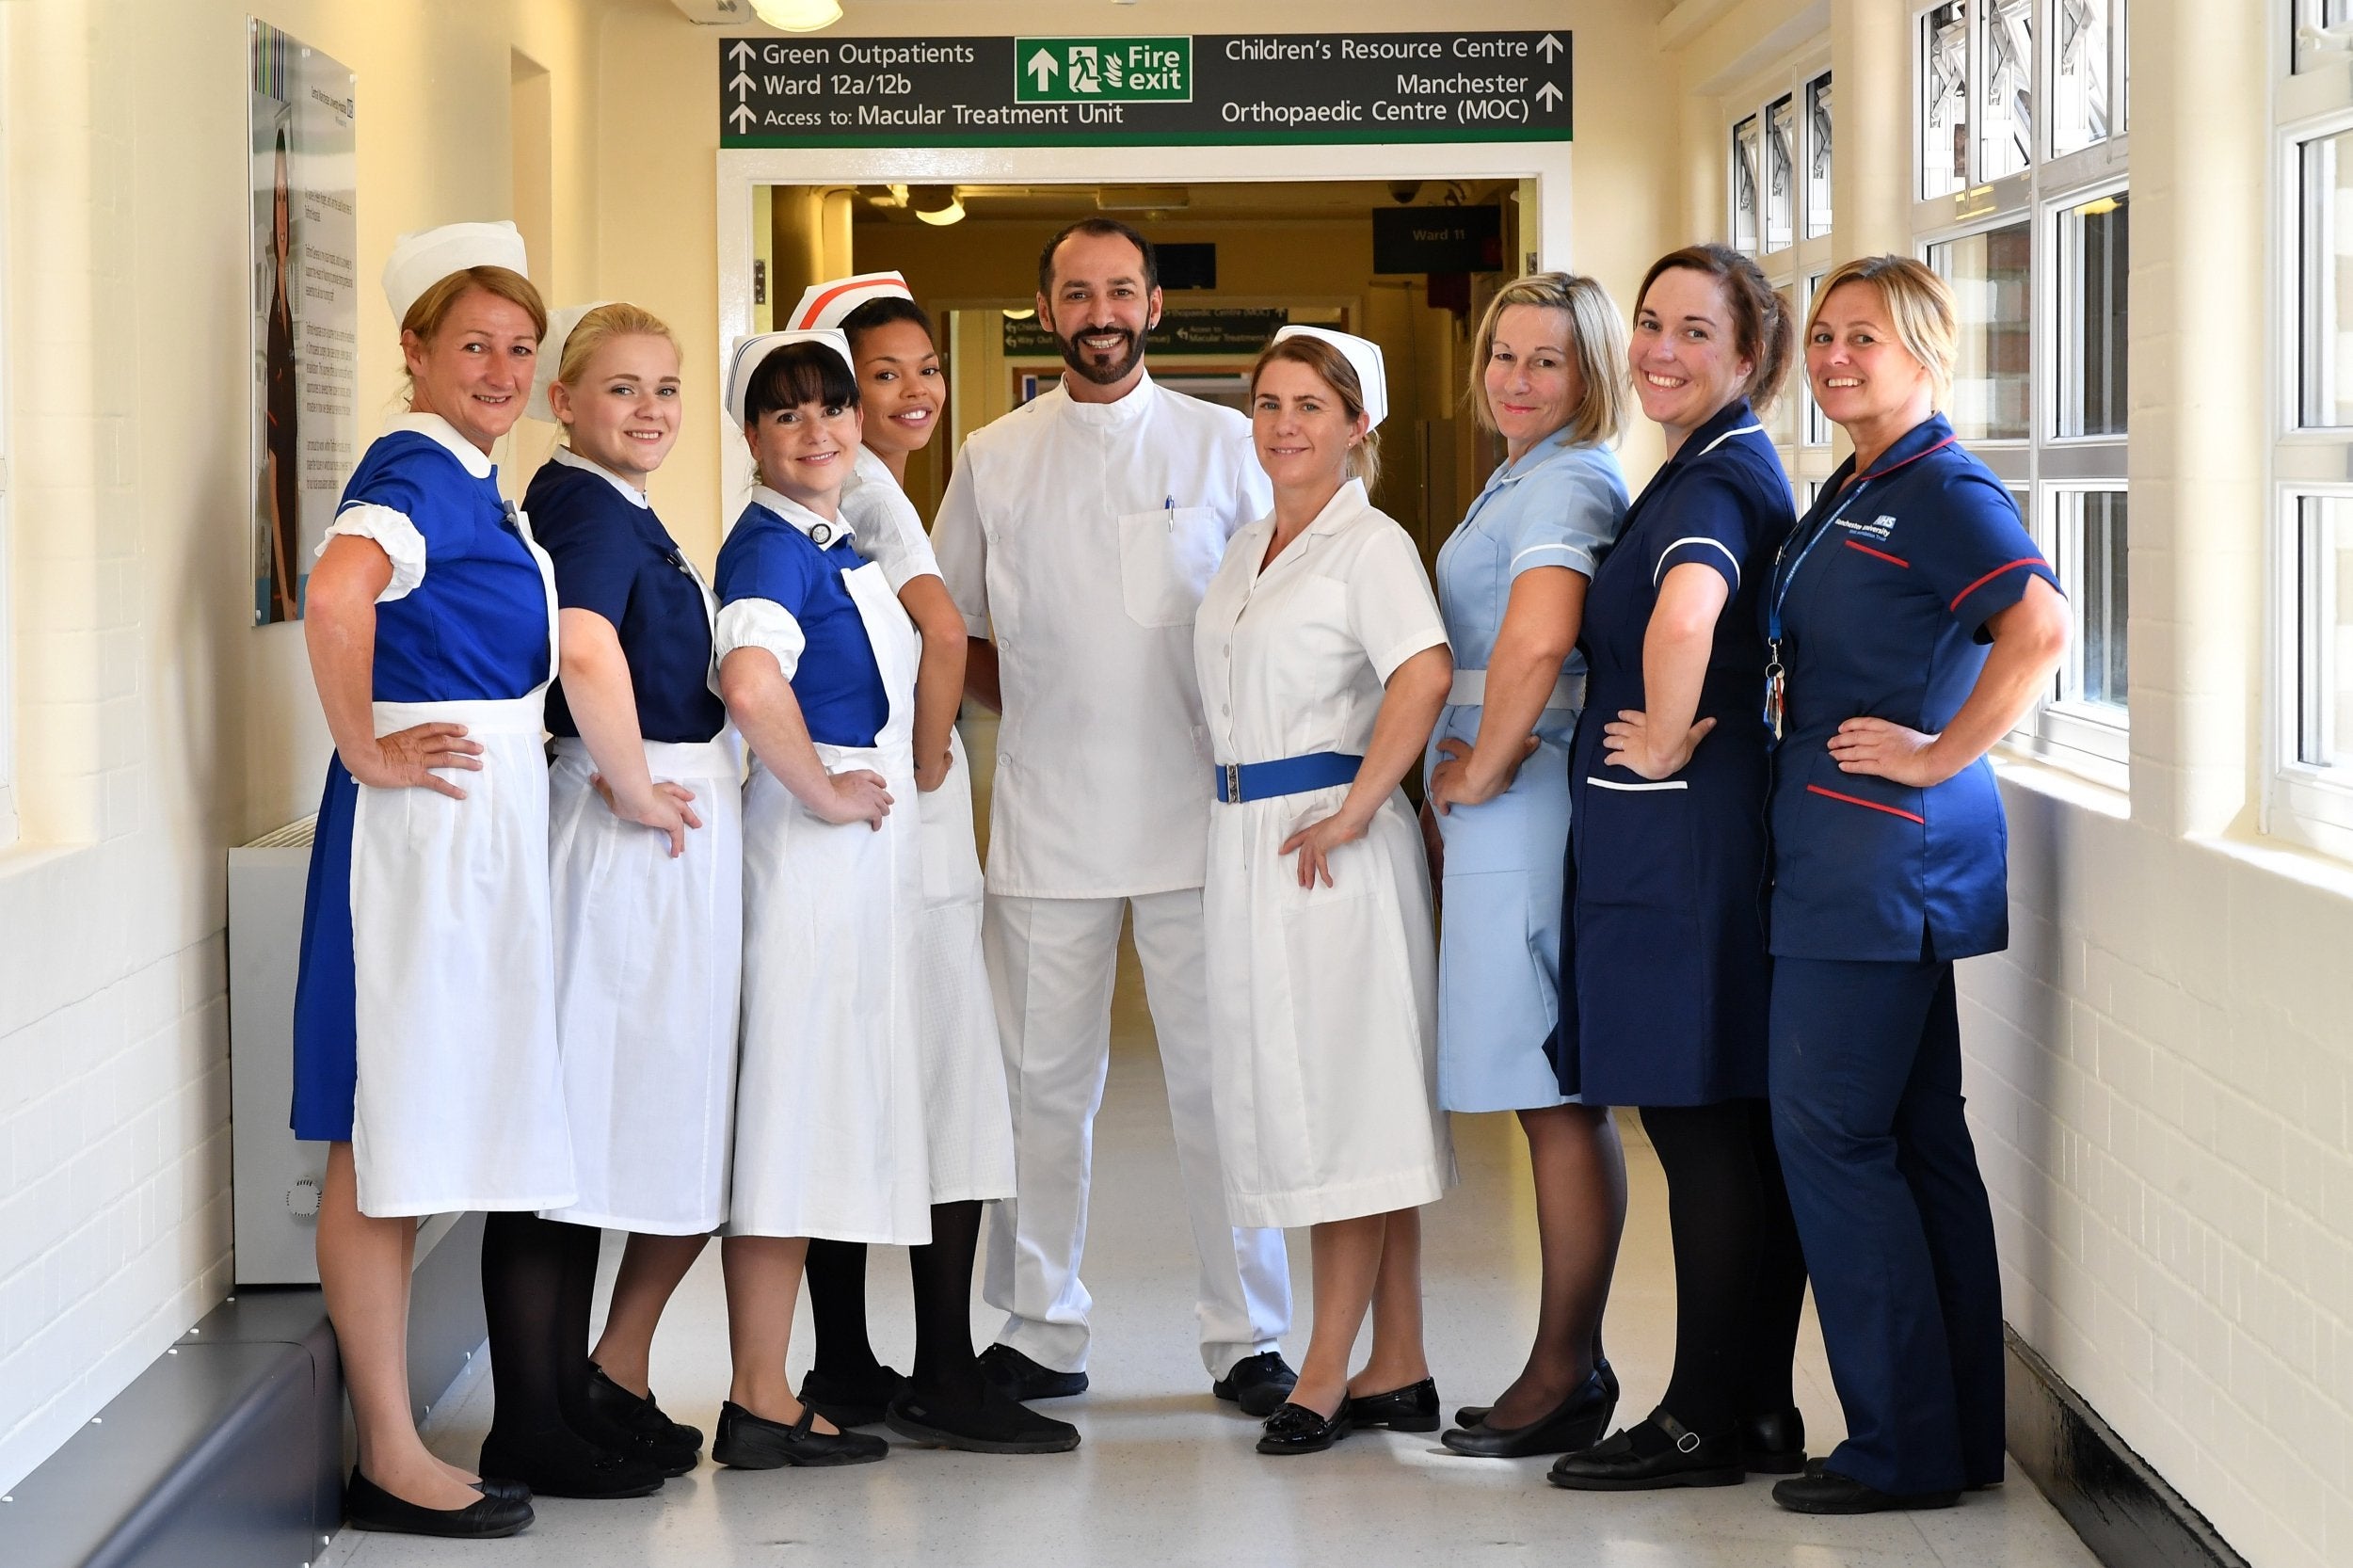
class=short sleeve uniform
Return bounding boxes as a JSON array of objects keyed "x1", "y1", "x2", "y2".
[
  {"x1": 841, "y1": 445, "x2": 942, "y2": 593},
  {"x1": 1764, "y1": 414, "x2": 2060, "y2": 961},
  {"x1": 1554, "y1": 399, "x2": 1793, "y2": 1108},
  {"x1": 713, "y1": 488, "x2": 889, "y2": 747}
]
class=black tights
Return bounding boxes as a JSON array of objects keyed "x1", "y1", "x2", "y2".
[
  {"x1": 805, "y1": 1199, "x2": 986, "y2": 1400},
  {"x1": 480, "y1": 1211, "x2": 616, "y2": 1455},
  {"x1": 1639, "y1": 1098, "x2": 1808, "y2": 1436}
]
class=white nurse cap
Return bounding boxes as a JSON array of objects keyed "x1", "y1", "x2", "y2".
[
  {"x1": 791, "y1": 271, "x2": 915, "y2": 331},
  {"x1": 525, "y1": 300, "x2": 616, "y2": 424},
  {"x1": 1272, "y1": 325, "x2": 1389, "y2": 431},
  {"x1": 727, "y1": 328, "x2": 857, "y2": 428},
  {"x1": 382, "y1": 219, "x2": 529, "y2": 325}
]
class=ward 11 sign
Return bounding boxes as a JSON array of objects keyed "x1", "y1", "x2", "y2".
[{"x1": 718, "y1": 31, "x2": 1572, "y2": 148}]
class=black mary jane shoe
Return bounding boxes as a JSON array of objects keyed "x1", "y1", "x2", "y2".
[
  {"x1": 976, "y1": 1343, "x2": 1089, "y2": 1402},
  {"x1": 712, "y1": 1400, "x2": 889, "y2": 1469},
  {"x1": 1772, "y1": 1465, "x2": 1960, "y2": 1514},
  {"x1": 1738, "y1": 1407, "x2": 1807, "y2": 1475},
  {"x1": 1546, "y1": 1407, "x2": 1745, "y2": 1491},
  {"x1": 1344, "y1": 1377, "x2": 1441, "y2": 1433},
  {"x1": 1441, "y1": 1369, "x2": 1613, "y2": 1459},
  {"x1": 346, "y1": 1472, "x2": 534, "y2": 1539},
  {"x1": 587, "y1": 1365, "x2": 706, "y2": 1452},
  {"x1": 1453, "y1": 1356, "x2": 1618, "y2": 1431},
  {"x1": 799, "y1": 1364, "x2": 908, "y2": 1429},
  {"x1": 886, "y1": 1384, "x2": 1082, "y2": 1454},
  {"x1": 1213, "y1": 1351, "x2": 1302, "y2": 1418},
  {"x1": 1256, "y1": 1400, "x2": 1354, "y2": 1456},
  {"x1": 478, "y1": 1433, "x2": 667, "y2": 1500}
]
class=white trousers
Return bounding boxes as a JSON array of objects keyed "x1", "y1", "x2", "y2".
[{"x1": 981, "y1": 888, "x2": 1292, "y2": 1378}]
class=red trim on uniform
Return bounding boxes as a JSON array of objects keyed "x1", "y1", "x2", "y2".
[
  {"x1": 1807, "y1": 783, "x2": 1927, "y2": 824},
  {"x1": 1948, "y1": 557, "x2": 2047, "y2": 613},
  {"x1": 1854, "y1": 434, "x2": 1959, "y2": 483},
  {"x1": 1843, "y1": 539, "x2": 1910, "y2": 567},
  {"x1": 792, "y1": 279, "x2": 871, "y2": 330}
]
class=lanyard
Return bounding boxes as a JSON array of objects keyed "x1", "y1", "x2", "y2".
[{"x1": 1760, "y1": 472, "x2": 1872, "y2": 745}]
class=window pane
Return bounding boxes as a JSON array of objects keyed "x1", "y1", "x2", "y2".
[
  {"x1": 2050, "y1": 0, "x2": 2110, "y2": 156},
  {"x1": 2058, "y1": 191, "x2": 2129, "y2": 438},
  {"x1": 1806, "y1": 75, "x2": 1833, "y2": 238},
  {"x1": 2301, "y1": 129, "x2": 2353, "y2": 426},
  {"x1": 1929, "y1": 222, "x2": 2031, "y2": 441},
  {"x1": 2297, "y1": 1, "x2": 2353, "y2": 74},
  {"x1": 1732, "y1": 116, "x2": 1760, "y2": 253},
  {"x1": 1774, "y1": 285, "x2": 1801, "y2": 444},
  {"x1": 1803, "y1": 273, "x2": 1831, "y2": 446},
  {"x1": 1980, "y1": 0, "x2": 2033, "y2": 181},
  {"x1": 1921, "y1": 4, "x2": 1969, "y2": 199},
  {"x1": 2073, "y1": 489, "x2": 2128, "y2": 708},
  {"x1": 2299, "y1": 495, "x2": 2353, "y2": 765},
  {"x1": 1766, "y1": 96, "x2": 1796, "y2": 252}
]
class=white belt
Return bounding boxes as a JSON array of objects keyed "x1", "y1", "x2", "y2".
[
  {"x1": 1448, "y1": 668, "x2": 1585, "y2": 710},
  {"x1": 372, "y1": 692, "x2": 545, "y2": 737},
  {"x1": 552, "y1": 733, "x2": 740, "y2": 776}
]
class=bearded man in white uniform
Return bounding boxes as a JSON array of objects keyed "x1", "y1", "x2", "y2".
[{"x1": 933, "y1": 218, "x2": 1296, "y2": 1411}]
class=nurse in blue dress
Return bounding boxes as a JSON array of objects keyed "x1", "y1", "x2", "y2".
[
  {"x1": 1423, "y1": 274, "x2": 1635, "y2": 1459},
  {"x1": 289, "y1": 222, "x2": 564, "y2": 1540},
  {"x1": 1763, "y1": 258, "x2": 2068, "y2": 1516},
  {"x1": 1547, "y1": 245, "x2": 1811, "y2": 1493}
]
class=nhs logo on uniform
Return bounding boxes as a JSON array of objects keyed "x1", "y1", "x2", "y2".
[{"x1": 1835, "y1": 513, "x2": 1899, "y2": 541}]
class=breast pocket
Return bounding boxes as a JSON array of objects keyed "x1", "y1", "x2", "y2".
[{"x1": 1119, "y1": 504, "x2": 1225, "y2": 627}]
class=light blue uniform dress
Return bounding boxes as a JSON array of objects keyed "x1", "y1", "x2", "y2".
[{"x1": 1427, "y1": 429, "x2": 1628, "y2": 1112}]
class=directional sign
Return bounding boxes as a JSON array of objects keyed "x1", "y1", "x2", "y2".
[{"x1": 717, "y1": 30, "x2": 1572, "y2": 149}]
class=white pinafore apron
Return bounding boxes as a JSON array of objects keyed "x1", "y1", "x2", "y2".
[
  {"x1": 543, "y1": 558, "x2": 744, "y2": 1234},
  {"x1": 914, "y1": 728, "x2": 1016, "y2": 1203},
  {"x1": 728, "y1": 560, "x2": 932, "y2": 1244},
  {"x1": 347, "y1": 508, "x2": 577, "y2": 1219}
]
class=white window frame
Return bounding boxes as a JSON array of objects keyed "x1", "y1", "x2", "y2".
[{"x1": 1727, "y1": 52, "x2": 1839, "y2": 502}]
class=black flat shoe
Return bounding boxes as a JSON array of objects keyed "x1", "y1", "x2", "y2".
[
  {"x1": 1212, "y1": 1351, "x2": 1300, "y2": 1418},
  {"x1": 478, "y1": 1433, "x2": 667, "y2": 1499},
  {"x1": 1739, "y1": 1406, "x2": 1806, "y2": 1474},
  {"x1": 587, "y1": 1365, "x2": 706, "y2": 1451},
  {"x1": 1344, "y1": 1377, "x2": 1440, "y2": 1432},
  {"x1": 1442, "y1": 1369, "x2": 1613, "y2": 1458},
  {"x1": 1454, "y1": 1356, "x2": 1617, "y2": 1430},
  {"x1": 976, "y1": 1343, "x2": 1089, "y2": 1401},
  {"x1": 346, "y1": 1472, "x2": 534, "y2": 1539},
  {"x1": 799, "y1": 1364, "x2": 907, "y2": 1428},
  {"x1": 472, "y1": 1477, "x2": 531, "y2": 1503},
  {"x1": 1256, "y1": 1400, "x2": 1353, "y2": 1456},
  {"x1": 712, "y1": 1400, "x2": 889, "y2": 1468},
  {"x1": 1546, "y1": 1407, "x2": 1744, "y2": 1490},
  {"x1": 886, "y1": 1384, "x2": 1082, "y2": 1454},
  {"x1": 1773, "y1": 1466, "x2": 1960, "y2": 1513}
]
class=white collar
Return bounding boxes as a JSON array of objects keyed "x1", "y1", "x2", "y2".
[
  {"x1": 1057, "y1": 366, "x2": 1157, "y2": 428},
  {"x1": 387, "y1": 411, "x2": 494, "y2": 479},
  {"x1": 751, "y1": 484, "x2": 855, "y2": 547},
  {"x1": 552, "y1": 443, "x2": 650, "y2": 508}
]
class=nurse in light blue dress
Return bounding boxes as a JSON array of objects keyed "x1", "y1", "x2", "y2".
[{"x1": 1424, "y1": 276, "x2": 1634, "y2": 1459}]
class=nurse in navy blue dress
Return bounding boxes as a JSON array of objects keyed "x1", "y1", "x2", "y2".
[
  {"x1": 1763, "y1": 257, "x2": 2068, "y2": 1516},
  {"x1": 1548, "y1": 245, "x2": 1810, "y2": 1493}
]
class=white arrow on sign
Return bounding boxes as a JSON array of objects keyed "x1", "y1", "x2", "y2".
[
  {"x1": 1537, "y1": 33, "x2": 1564, "y2": 61},
  {"x1": 1026, "y1": 47, "x2": 1060, "y2": 91},
  {"x1": 728, "y1": 40, "x2": 757, "y2": 65},
  {"x1": 728, "y1": 102, "x2": 756, "y2": 132},
  {"x1": 1536, "y1": 81, "x2": 1564, "y2": 109},
  {"x1": 730, "y1": 70, "x2": 756, "y2": 99}
]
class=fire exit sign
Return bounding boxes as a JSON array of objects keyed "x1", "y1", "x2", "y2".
[{"x1": 1016, "y1": 37, "x2": 1193, "y2": 103}]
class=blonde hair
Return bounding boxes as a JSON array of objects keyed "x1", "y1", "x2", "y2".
[
  {"x1": 1466, "y1": 272, "x2": 1628, "y2": 446},
  {"x1": 554, "y1": 303, "x2": 681, "y2": 421},
  {"x1": 398, "y1": 265, "x2": 546, "y2": 402},
  {"x1": 1249, "y1": 334, "x2": 1384, "y2": 492},
  {"x1": 1805, "y1": 255, "x2": 1959, "y2": 406}
]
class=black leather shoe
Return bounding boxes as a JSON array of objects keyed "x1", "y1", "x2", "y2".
[
  {"x1": 1256, "y1": 1400, "x2": 1353, "y2": 1455},
  {"x1": 587, "y1": 1365, "x2": 705, "y2": 1451},
  {"x1": 1212, "y1": 1351, "x2": 1299, "y2": 1418},
  {"x1": 712, "y1": 1400, "x2": 889, "y2": 1468},
  {"x1": 799, "y1": 1364, "x2": 907, "y2": 1428},
  {"x1": 886, "y1": 1384, "x2": 1082, "y2": 1454},
  {"x1": 472, "y1": 1477, "x2": 530, "y2": 1503},
  {"x1": 1773, "y1": 1466, "x2": 1960, "y2": 1513},
  {"x1": 1345, "y1": 1377, "x2": 1440, "y2": 1432},
  {"x1": 976, "y1": 1343, "x2": 1089, "y2": 1401},
  {"x1": 346, "y1": 1472, "x2": 534, "y2": 1538},
  {"x1": 1739, "y1": 1406, "x2": 1806, "y2": 1474},
  {"x1": 1454, "y1": 1356, "x2": 1617, "y2": 1430},
  {"x1": 1546, "y1": 1407, "x2": 1745, "y2": 1490},
  {"x1": 1442, "y1": 1369, "x2": 1613, "y2": 1458},
  {"x1": 478, "y1": 1433, "x2": 666, "y2": 1499}
]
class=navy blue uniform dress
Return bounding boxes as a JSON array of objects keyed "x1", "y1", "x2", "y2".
[
  {"x1": 289, "y1": 418, "x2": 552, "y2": 1140},
  {"x1": 1763, "y1": 412, "x2": 2060, "y2": 1497},
  {"x1": 1553, "y1": 399, "x2": 1792, "y2": 1107}
]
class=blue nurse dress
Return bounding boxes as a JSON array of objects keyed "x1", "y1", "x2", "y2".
[{"x1": 1429, "y1": 430, "x2": 1627, "y2": 1112}]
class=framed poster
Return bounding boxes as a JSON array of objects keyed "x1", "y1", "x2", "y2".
[{"x1": 249, "y1": 20, "x2": 357, "y2": 625}]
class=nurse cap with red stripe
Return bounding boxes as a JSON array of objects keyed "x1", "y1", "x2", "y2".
[{"x1": 789, "y1": 271, "x2": 916, "y2": 332}]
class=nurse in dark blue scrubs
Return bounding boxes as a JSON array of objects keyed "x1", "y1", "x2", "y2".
[
  {"x1": 1548, "y1": 245, "x2": 1811, "y2": 1494},
  {"x1": 1762, "y1": 257, "x2": 2068, "y2": 1516}
]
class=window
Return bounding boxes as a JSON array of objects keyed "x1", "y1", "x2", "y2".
[
  {"x1": 1729, "y1": 56, "x2": 1838, "y2": 502},
  {"x1": 2051, "y1": 0, "x2": 2115, "y2": 156},
  {"x1": 1805, "y1": 270, "x2": 1833, "y2": 446},
  {"x1": 1732, "y1": 115, "x2": 1761, "y2": 254},
  {"x1": 2298, "y1": 128, "x2": 2353, "y2": 426},
  {"x1": 1980, "y1": 0, "x2": 2033, "y2": 182},
  {"x1": 2296, "y1": 0, "x2": 2353, "y2": 74},
  {"x1": 2057, "y1": 191, "x2": 2128, "y2": 437},
  {"x1": 1805, "y1": 75, "x2": 1834, "y2": 238},
  {"x1": 1766, "y1": 95, "x2": 1797, "y2": 253},
  {"x1": 2055, "y1": 488, "x2": 2128, "y2": 709},
  {"x1": 1929, "y1": 221, "x2": 2032, "y2": 441},
  {"x1": 1921, "y1": 4, "x2": 1970, "y2": 199}
]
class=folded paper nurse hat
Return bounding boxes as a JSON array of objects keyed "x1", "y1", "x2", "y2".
[
  {"x1": 790, "y1": 271, "x2": 915, "y2": 332},
  {"x1": 382, "y1": 219, "x2": 529, "y2": 325},
  {"x1": 726, "y1": 328, "x2": 856, "y2": 427},
  {"x1": 524, "y1": 301, "x2": 617, "y2": 424},
  {"x1": 1272, "y1": 325, "x2": 1389, "y2": 430}
]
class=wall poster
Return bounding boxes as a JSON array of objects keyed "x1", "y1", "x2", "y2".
[{"x1": 249, "y1": 19, "x2": 357, "y2": 625}]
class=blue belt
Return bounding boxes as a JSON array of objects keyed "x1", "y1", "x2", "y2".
[{"x1": 1213, "y1": 751, "x2": 1363, "y2": 804}]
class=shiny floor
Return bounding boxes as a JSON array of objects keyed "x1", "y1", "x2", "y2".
[{"x1": 321, "y1": 956, "x2": 2101, "y2": 1568}]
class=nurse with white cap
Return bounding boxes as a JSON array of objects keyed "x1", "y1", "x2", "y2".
[
  {"x1": 288, "y1": 220, "x2": 566, "y2": 1538},
  {"x1": 1193, "y1": 326, "x2": 1455, "y2": 1456}
]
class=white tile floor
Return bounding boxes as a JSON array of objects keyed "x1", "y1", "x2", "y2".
[{"x1": 322, "y1": 926, "x2": 2103, "y2": 1568}]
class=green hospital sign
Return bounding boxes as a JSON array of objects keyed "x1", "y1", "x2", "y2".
[{"x1": 1016, "y1": 37, "x2": 1193, "y2": 104}]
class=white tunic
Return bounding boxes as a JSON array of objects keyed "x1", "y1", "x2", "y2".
[
  {"x1": 932, "y1": 372, "x2": 1273, "y2": 897},
  {"x1": 1192, "y1": 480, "x2": 1455, "y2": 1229}
]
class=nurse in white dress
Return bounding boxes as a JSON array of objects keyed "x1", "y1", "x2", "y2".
[
  {"x1": 1193, "y1": 328, "x2": 1455, "y2": 1456},
  {"x1": 288, "y1": 223, "x2": 561, "y2": 1539}
]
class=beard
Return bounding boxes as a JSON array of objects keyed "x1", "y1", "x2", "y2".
[{"x1": 1056, "y1": 319, "x2": 1149, "y2": 386}]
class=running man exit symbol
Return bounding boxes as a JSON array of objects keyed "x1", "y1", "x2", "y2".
[{"x1": 1015, "y1": 37, "x2": 1193, "y2": 104}]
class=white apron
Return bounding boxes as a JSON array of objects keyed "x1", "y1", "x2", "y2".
[
  {"x1": 915, "y1": 727, "x2": 1016, "y2": 1203},
  {"x1": 728, "y1": 561, "x2": 932, "y2": 1244},
  {"x1": 347, "y1": 512, "x2": 576, "y2": 1220}
]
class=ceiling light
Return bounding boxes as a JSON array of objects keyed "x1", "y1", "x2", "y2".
[
  {"x1": 911, "y1": 185, "x2": 966, "y2": 226},
  {"x1": 915, "y1": 197, "x2": 967, "y2": 227},
  {"x1": 749, "y1": 0, "x2": 841, "y2": 32}
]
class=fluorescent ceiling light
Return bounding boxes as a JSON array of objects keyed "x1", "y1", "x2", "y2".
[
  {"x1": 915, "y1": 197, "x2": 967, "y2": 226},
  {"x1": 750, "y1": 0, "x2": 841, "y2": 32},
  {"x1": 911, "y1": 185, "x2": 965, "y2": 226}
]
